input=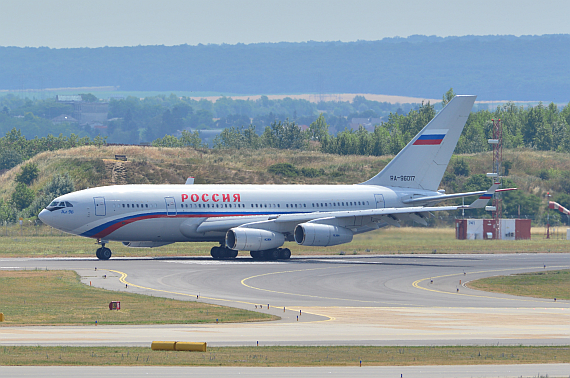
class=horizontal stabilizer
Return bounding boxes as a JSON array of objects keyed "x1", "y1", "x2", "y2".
[{"x1": 466, "y1": 182, "x2": 500, "y2": 209}]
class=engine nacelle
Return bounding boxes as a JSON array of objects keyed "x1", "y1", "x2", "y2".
[
  {"x1": 226, "y1": 228, "x2": 285, "y2": 251},
  {"x1": 294, "y1": 223, "x2": 353, "y2": 247},
  {"x1": 122, "y1": 241, "x2": 173, "y2": 248}
]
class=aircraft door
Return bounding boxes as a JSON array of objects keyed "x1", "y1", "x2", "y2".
[
  {"x1": 374, "y1": 194, "x2": 385, "y2": 208},
  {"x1": 165, "y1": 197, "x2": 177, "y2": 216},
  {"x1": 94, "y1": 197, "x2": 106, "y2": 216}
]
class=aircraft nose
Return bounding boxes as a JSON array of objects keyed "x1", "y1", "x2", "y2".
[{"x1": 38, "y1": 209, "x2": 51, "y2": 225}]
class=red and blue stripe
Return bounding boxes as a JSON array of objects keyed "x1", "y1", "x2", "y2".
[
  {"x1": 80, "y1": 211, "x2": 283, "y2": 239},
  {"x1": 479, "y1": 194, "x2": 492, "y2": 200},
  {"x1": 413, "y1": 134, "x2": 446, "y2": 145}
]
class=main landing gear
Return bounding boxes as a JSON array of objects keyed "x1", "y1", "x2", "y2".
[
  {"x1": 250, "y1": 248, "x2": 291, "y2": 261},
  {"x1": 210, "y1": 246, "x2": 238, "y2": 260},
  {"x1": 96, "y1": 243, "x2": 112, "y2": 260}
]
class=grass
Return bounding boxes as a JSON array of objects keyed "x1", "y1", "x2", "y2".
[
  {"x1": 0, "y1": 345, "x2": 569, "y2": 366},
  {"x1": 0, "y1": 225, "x2": 568, "y2": 258},
  {"x1": 468, "y1": 269, "x2": 570, "y2": 300},
  {"x1": 0, "y1": 270, "x2": 277, "y2": 325}
]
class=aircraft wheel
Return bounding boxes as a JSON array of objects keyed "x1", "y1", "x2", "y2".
[
  {"x1": 250, "y1": 251, "x2": 262, "y2": 260},
  {"x1": 226, "y1": 248, "x2": 238, "y2": 259},
  {"x1": 99, "y1": 247, "x2": 112, "y2": 260},
  {"x1": 211, "y1": 246, "x2": 221, "y2": 259},
  {"x1": 263, "y1": 249, "x2": 279, "y2": 261},
  {"x1": 278, "y1": 248, "x2": 291, "y2": 259},
  {"x1": 95, "y1": 247, "x2": 102, "y2": 259}
]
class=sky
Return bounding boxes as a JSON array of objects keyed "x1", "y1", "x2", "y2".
[{"x1": 1, "y1": 0, "x2": 570, "y2": 48}]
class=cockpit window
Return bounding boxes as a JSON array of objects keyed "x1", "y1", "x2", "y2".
[{"x1": 46, "y1": 200, "x2": 73, "y2": 211}]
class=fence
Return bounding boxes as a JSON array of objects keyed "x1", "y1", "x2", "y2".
[{"x1": 1, "y1": 221, "x2": 71, "y2": 238}]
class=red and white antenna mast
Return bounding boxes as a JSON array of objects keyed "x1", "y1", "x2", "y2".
[{"x1": 489, "y1": 119, "x2": 503, "y2": 237}]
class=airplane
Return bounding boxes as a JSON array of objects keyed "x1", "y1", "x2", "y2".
[{"x1": 39, "y1": 95, "x2": 504, "y2": 261}]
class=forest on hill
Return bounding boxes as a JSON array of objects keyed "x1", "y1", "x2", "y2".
[{"x1": 1, "y1": 35, "x2": 570, "y2": 101}]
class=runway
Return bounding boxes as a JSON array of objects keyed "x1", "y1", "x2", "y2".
[{"x1": 1, "y1": 253, "x2": 569, "y2": 347}]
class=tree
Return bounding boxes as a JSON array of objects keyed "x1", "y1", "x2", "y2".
[
  {"x1": 15, "y1": 162, "x2": 39, "y2": 185},
  {"x1": 308, "y1": 114, "x2": 329, "y2": 142},
  {"x1": 262, "y1": 120, "x2": 307, "y2": 150},
  {"x1": 442, "y1": 88, "x2": 455, "y2": 106},
  {"x1": 11, "y1": 183, "x2": 34, "y2": 211},
  {"x1": 0, "y1": 149, "x2": 22, "y2": 170},
  {"x1": 79, "y1": 93, "x2": 98, "y2": 102}
]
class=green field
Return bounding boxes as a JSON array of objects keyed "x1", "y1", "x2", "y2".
[
  {"x1": 0, "y1": 270, "x2": 276, "y2": 325},
  {"x1": 0, "y1": 345, "x2": 569, "y2": 366},
  {"x1": 0, "y1": 225, "x2": 567, "y2": 259},
  {"x1": 468, "y1": 269, "x2": 570, "y2": 300}
]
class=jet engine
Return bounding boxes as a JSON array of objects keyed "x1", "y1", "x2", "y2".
[
  {"x1": 294, "y1": 223, "x2": 353, "y2": 247},
  {"x1": 122, "y1": 242, "x2": 173, "y2": 248},
  {"x1": 226, "y1": 228, "x2": 285, "y2": 251}
]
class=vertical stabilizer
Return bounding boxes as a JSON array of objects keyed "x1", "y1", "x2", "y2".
[{"x1": 359, "y1": 95, "x2": 476, "y2": 191}]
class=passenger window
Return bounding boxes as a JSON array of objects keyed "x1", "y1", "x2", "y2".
[
  {"x1": 122, "y1": 204, "x2": 125, "y2": 208},
  {"x1": 294, "y1": 204, "x2": 297, "y2": 208},
  {"x1": 277, "y1": 204, "x2": 280, "y2": 208},
  {"x1": 127, "y1": 204, "x2": 130, "y2": 208},
  {"x1": 303, "y1": 204, "x2": 306, "y2": 207}
]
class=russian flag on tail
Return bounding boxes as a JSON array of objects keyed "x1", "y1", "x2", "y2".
[{"x1": 413, "y1": 129, "x2": 448, "y2": 145}]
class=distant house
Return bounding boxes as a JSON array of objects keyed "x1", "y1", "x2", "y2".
[
  {"x1": 56, "y1": 95, "x2": 109, "y2": 126},
  {"x1": 298, "y1": 124, "x2": 309, "y2": 132},
  {"x1": 52, "y1": 114, "x2": 78, "y2": 124},
  {"x1": 348, "y1": 117, "x2": 382, "y2": 132},
  {"x1": 56, "y1": 95, "x2": 82, "y2": 102}
]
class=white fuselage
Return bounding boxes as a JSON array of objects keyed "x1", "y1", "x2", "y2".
[{"x1": 39, "y1": 184, "x2": 439, "y2": 244}]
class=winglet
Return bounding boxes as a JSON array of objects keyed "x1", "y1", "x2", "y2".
[{"x1": 466, "y1": 182, "x2": 500, "y2": 209}]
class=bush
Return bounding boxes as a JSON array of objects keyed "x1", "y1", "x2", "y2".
[
  {"x1": 300, "y1": 167, "x2": 324, "y2": 177},
  {"x1": 453, "y1": 158, "x2": 470, "y2": 176},
  {"x1": 15, "y1": 162, "x2": 39, "y2": 185},
  {"x1": 268, "y1": 163, "x2": 298, "y2": 177},
  {"x1": 11, "y1": 183, "x2": 34, "y2": 211}
]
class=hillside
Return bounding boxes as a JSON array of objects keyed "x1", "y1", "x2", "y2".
[
  {"x1": 0, "y1": 146, "x2": 566, "y2": 219},
  {"x1": 2, "y1": 35, "x2": 570, "y2": 101}
]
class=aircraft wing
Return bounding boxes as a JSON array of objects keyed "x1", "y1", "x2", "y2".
[{"x1": 196, "y1": 183, "x2": 499, "y2": 234}]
